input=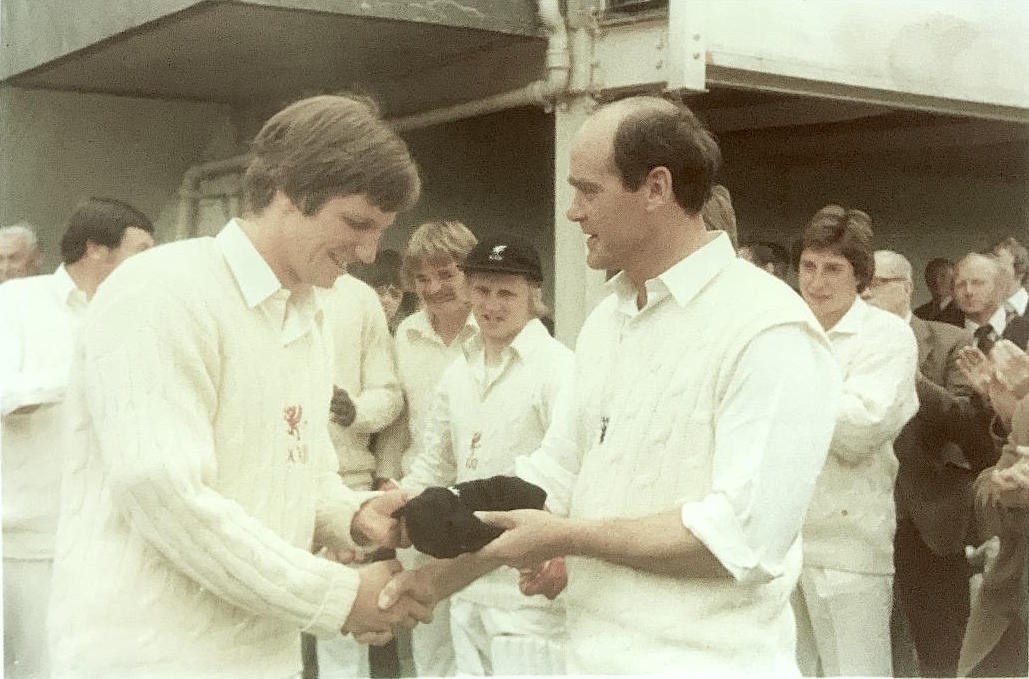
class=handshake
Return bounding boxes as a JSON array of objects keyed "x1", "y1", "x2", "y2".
[{"x1": 337, "y1": 476, "x2": 562, "y2": 645}]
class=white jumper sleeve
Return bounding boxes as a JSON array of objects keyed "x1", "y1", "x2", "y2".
[
  {"x1": 516, "y1": 372, "x2": 583, "y2": 517},
  {"x1": 680, "y1": 324, "x2": 841, "y2": 583},
  {"x1": 349, "y1": 300, "x2": 403, "y2": 436},
  {"x1": 830, "y1": 321, "x2": 919, "y2": 464},
  {"x1": 80, "y1": 286, "x2": 361, "y2": 637}
]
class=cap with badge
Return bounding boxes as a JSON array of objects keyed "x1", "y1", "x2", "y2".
[{"x1": 460, "y1": 234, "x2": 542, "y2": 282}]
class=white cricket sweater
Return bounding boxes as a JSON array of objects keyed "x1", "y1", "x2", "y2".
[
  {"x1": 562, "y1": 254, "x2": 832, "y2": 675},
  {"x1": 321, "y1": 274, "x2": 403, "y2": 490},
  {"x1": 802, "y1": 296, "x2": 919, "y2": 574},
  {"x1": 48, "y1": 222, "x2": 368, "y2": 679}
]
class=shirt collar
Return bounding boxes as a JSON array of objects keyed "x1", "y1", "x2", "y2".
[
  {"x1": 216, "y1": 219, "x2": 283, "y2": 309},
  {"x1": 964, "y1": 305, "x2": 1007, "y2": 335},
  {"x1": 215, "y1": 219, "x2": 321, "y2": 341},
  {"x1": 826, "y1": 295, "x2": 865, "y2": 336},
  {"x1": 606, "y1": 231, "x2": 735, "y2": 313},
  {"x1": 404, "y1": 308, "x2": 477, "y2": 347},
  {"x1": 462, "y1": 317, "x2": 550, "y2": 362},
  {"x1": 1008, "y1": 287, "x2": 1028, "y2": 315},
  {"x1": 52, "y1": 263, "x2": 87, "y2": 307}
]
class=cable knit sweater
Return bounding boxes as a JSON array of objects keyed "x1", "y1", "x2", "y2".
[
  {"x1": 321, "y1": 274, "x2": 403, "y2": 490},
  {"x1": 518, "y1": 236, "x2": 838, "y2": 675},
  {"x1": 48, "y1": 222, "x2": 369, "y2": 679},
  {"x1": 802, "y1": 297, "x2": 919, "y2": 574}
]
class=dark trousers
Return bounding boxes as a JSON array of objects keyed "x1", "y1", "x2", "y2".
[{"x1": 893, "y1": 519, "x2": 970, "y2": 677}]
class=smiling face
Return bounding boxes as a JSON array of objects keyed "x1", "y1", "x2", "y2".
[
  {"x1": 412, "y1": 256, "x2": 469, "y2": 320},
  {"x1": 468, "y1": 271, "x2": 534, "y2": 347},
  {"x1": 565, "y1": 113, "x2": 649, "y2": 274},
  {"x1": 279, "y1": 193, "x2": 395, "y2": 289},
  {"x1": 799, "y1": 248, "x2": 860, "y2": 329}
]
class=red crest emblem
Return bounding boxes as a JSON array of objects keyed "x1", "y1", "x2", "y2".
[{"x1": 283, "y1": 405, "x2": 303, "y2": 438}]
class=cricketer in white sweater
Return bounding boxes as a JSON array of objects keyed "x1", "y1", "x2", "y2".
[{"x1": 47, "y1": 221, "x2": 383, "y2": 679}]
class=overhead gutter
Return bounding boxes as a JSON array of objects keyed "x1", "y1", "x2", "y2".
[{"x1": 175, "y1": 0, "x2": 593, "y2": 239}]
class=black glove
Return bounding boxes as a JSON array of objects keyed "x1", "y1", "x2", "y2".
[
  {"x1": 330, "y1": 386, "x2": 356, "y2": 427},
  {"x1": 397, "y1": 476, "x2": 547, "y2": 558}
]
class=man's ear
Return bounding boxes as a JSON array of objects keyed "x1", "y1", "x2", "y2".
[
  {"x1": 642, "y1": 166, "x2": 674, "y2": 211},
  {"x1": 83, "y1": 240, "x2": 110, "y2": 260}
]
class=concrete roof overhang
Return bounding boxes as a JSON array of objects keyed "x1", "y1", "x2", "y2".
[{"x1": 2, "y1": 0, "x2": 547, "y2": 116}]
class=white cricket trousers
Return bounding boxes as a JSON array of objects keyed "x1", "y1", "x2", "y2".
[
  {"x1": 449, "y1": 598, "x2": 565, "y2": 676},
  {"x1": 792, "y1": 565, "x2": 894, "y2": 677},
  {"x1": 4, "y1": 558, "x2": 53, "y2": 679}
]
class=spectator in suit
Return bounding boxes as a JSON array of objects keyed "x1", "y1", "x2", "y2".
[
  {"x1": 954, "y1": 339, "x2": 1029, "y2": 677},
  {"x1": 955, "y1": 253, "x2": 1029, "y2": 352},
  {"x1": 915, "y1": 257, "x2": 964, "y2": 327},
  {"x1": 862, "y1": 249, "x2": 977, "y2": 677},
  {"x1": 989, "y1": 236, "x2": 1029, "y2": 318}
]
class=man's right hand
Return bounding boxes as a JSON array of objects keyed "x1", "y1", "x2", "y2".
[
  {"x1": 518, "y1": 557, "x2": 567, "y2": 600},
  {"x1": 341, "y1": 560, "x2": 432, "y2": 645}
]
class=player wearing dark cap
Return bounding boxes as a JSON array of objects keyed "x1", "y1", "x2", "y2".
[{"x1": 399, "y1": 235, "x2": 573, "y2": 675}]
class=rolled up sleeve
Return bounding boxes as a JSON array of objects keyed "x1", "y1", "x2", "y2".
[{"x1": 680, "y1": 323, "x2": 841, "y2": 583}]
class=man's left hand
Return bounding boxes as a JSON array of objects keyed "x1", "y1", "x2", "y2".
[
  {"x1": 352, "y1": 490, "x2": 412, "y2": 549},
  {"x1": 475, "y1": 509, "x2": 568, "y2": 569},
  {"x1": 330, "y1": 386, "x2": 357, "y2": 427}
]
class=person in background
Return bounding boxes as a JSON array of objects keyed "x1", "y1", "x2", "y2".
[
  {"x1": 793, "y1": 206, "x2": 918, "y2": 677},
  {"x1": 375, "y1": 220, "x2": 479, "y2": 678},
  {"x1": 700, "y1": 183, "x2": 737, "y2": 249},
  {"x1": 989, "y1": 235, "x2": 1029, "y2": 318},
  {"x1": 0, "y1": 222, "x2": 42, "y2": 283},
  {"x1": 862, "y1": 249, "x2": 977, "y2": 677},
  {"x1": 0, "y1": 197, "x2": 154, "y2": 679},
  {"x1": 401, "y1": 235, "x2": 573, "y2": 675},
  {"x1": 45, "y1": 95, "x2": 431, "y2": 679},
  {"x1": 915, "y1": 257, "x2": 964, "y2": 327},
  {"x1": 954, "y1": 252, "x2": 1029, "y2": 352},
  {"x1": 313, "y1": 269, "x2": 406, "y2": 679}
]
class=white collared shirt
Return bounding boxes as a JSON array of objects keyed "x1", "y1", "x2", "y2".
[
  {"x1": 1007, "y1": 287, "x2": 1028, "y2": 317},
  {"x1": 518, "y1": 232, "x2": 841, "y2": 583},
  {"x1": 218, "y1": 219, "x2": 321, "y2": 345},
  {"x1": 0, "y1": 265, "x2": 89, "y2": 558},
  {"x1": 404, "y1": 318, "x2": 573, "y2": 609},
  {"x1": 964, "y1": 305, "x2": 1007, "y2": 343},
  {"x1": 377, "y1": 307, "x2": 478, "y2": 478}
]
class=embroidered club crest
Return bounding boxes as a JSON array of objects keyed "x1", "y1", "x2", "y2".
[
  {"x1": 284, "y1": 405, "x2": 303, "y2": 439},
  {"x1": 488, "y1": 245, "x2": 508, "y2": 262}
]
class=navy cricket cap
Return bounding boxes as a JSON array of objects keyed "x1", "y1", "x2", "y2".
[{"x1": 461, "y1": 234, "x2": 542, "y2": 282}]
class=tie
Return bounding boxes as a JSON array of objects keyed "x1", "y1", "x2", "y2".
[{"x1": 974, "y1": 325, "x2": 996, "y2": 355}]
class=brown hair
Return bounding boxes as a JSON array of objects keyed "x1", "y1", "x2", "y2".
[
  {"x1": 701, "y1": 184, "x2": 737, "y2": 248},
  {"x1": 607, "y1": 96, "x2": 721, "y2": 214},
  {"x1": 401, "y1": 220, "x2": 478, "y2": 287},
  {"x1": 801, "y1": 205, "x2": 875, "y2": 292},
  {"x1": 242, "y1": 94, "x2": 420, "y2": 216},
  {"x1": 990, "y1": 235, "x2": 1029, "y2": 286}
]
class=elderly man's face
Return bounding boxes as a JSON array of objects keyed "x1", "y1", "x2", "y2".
[
  {"x1": 954, "y1": 259, "x2": 1000, "y2": 319},
  {"x1": 861, "y1": 263, "x2": 912, "y2": 319},
  {"x1": 0, "y1": 237, "x2": 40, "y2": 282}
]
